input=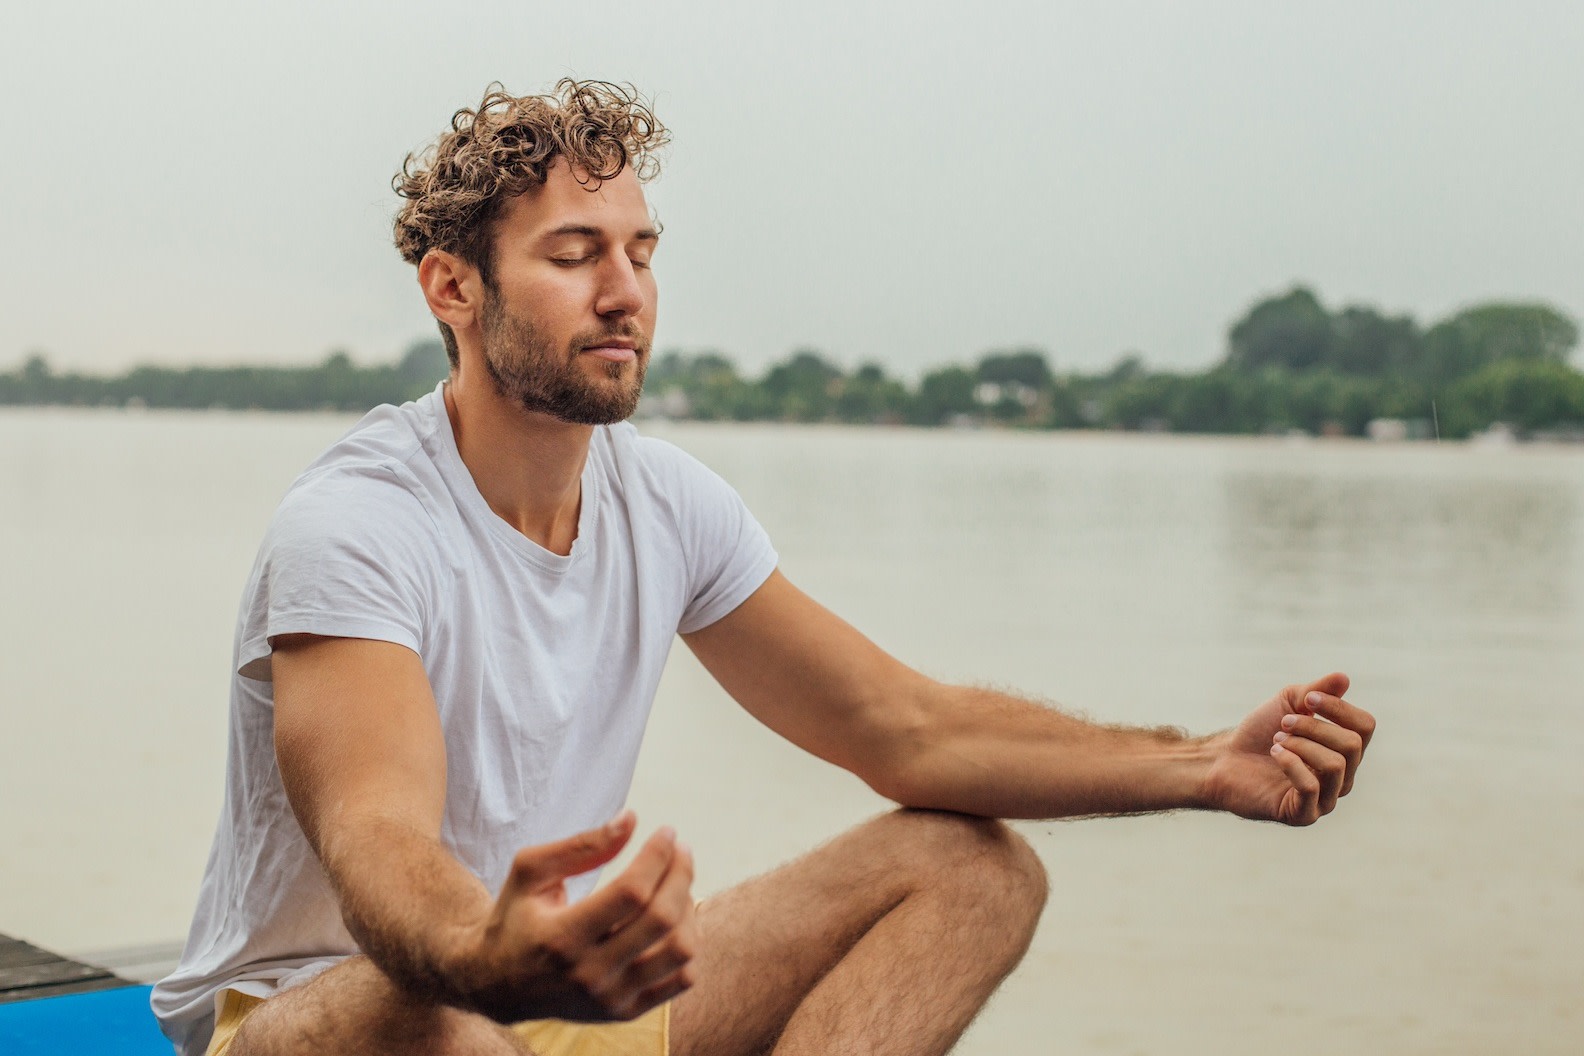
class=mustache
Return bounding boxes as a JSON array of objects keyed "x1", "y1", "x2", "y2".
[{"x1": 572, "y1": 326, "x2": 651, "y2": 354}]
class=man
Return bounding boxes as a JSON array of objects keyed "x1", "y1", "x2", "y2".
[{"x1": 152, "y1": 80, "x2": 1375, "y2": 1056}]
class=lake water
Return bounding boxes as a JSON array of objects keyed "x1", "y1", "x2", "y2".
[{"x1": 2, "y1": 409, "x2": 1581, "y2": 1054}]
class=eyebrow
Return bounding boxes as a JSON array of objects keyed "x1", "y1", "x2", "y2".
[{"x1": 542, "y1": 224, "x2": 659, "y2": 242}]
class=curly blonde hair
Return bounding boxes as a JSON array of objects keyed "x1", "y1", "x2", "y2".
[{"x1": 393, "y1": 79, "x2": 670, "y2": 366}]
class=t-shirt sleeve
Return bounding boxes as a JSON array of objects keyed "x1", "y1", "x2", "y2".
[
  {"x1": 236, "y1": 467, "x2": 444, "y2": 680},
  {"x1": 668, "y1": 449, "x2": 779, "y2": 635}
]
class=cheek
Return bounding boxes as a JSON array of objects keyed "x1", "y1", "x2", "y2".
[{"x1": 509, "y1": 274, "x2": 590, "y2": 325}]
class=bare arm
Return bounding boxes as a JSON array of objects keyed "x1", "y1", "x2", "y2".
[
  {"x1": 271, "y1": 633, "x2": 699, "y2": 1022},
  {"x1": 683, "y1": 572, "x2": 1374, "y2": 825}
]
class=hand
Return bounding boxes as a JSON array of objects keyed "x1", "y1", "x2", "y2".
[
  {"x1": 1200, "y1": 673, "x2": 1376, "y2": 826},
  {"x1": 454, "y1": 811, "x2": 698, "y2": 1023}
]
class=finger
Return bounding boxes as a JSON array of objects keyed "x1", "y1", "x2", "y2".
[
  {"x1": 1272, "y1": 734, "x2": 1346, "y2": 815},
  {"x1": 569, "y1": 852, "x2": 695, "y2": 1022},
  {"x1": 579, "y1": 897, "x2": 697, "y2": 1022},
  {"x1": 592, "y1": 842, "x2": 696, "y2": 979},
  {"x1": 610, "y1": 962, "x2": 698, "y2": 1021},
  {"x1": 1300, "y1": 671, "x2": 1350, "y2": 703},
  {"x1": 1303, "y1": 690, "x2": 1376, "y2": 753},
  {"x1": 507, "y1": 811, "x2": 637, "y2": 893},
  {"x1": 568, "y1": 827, "x2": 679, "y2": 942},
  {"x1": 1280, "y1": 713, "x2": 1365, "y2": 795},
  {"x1": 1270, "y1": 743, "x2": 1321, "y2": 825},
  {"x1": 612, "y1": 913, "x2": 698, "y2": 1002}
]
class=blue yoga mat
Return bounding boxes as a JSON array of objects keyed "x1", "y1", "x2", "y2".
[{"x1": 0, "y1": 985, "x2": 169, "y2": 1055}]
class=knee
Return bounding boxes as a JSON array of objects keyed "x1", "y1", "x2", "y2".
[
  {"x1": 879, "y1": 810, "x2": 1048, "y2": 922},
  {"x1": 232, "y1": 957, "x2": 521, "y2": 1056},
  {"x1": 956, "y1": 815, "x2": 1049, "y2": 926}
]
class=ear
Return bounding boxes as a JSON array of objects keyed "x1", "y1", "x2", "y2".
[{"x1": 418, "y1": 250, "x2": 484, "y2": 332}]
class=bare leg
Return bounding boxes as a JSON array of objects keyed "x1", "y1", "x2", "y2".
[
  {"x1": 227, "y1": 810, "x2": 1044, "y2": 1056},
  {"x1": 227, "y1": 956, "x2": 526, "y2": 1056},
  {"x1": 670, "y1": 809, "x2": 1048, "y2": 1056}
]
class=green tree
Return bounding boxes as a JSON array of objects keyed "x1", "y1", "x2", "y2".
[
  {"x1": 646, "y1": 350, "x2": 767, "y2": 420},
  {"x1": 398, "y1": 338, "x2": 449, "y2": 391},
  {"x1": 973, "y1": 348, "x2": 1052, "y2": 424},
  {"x1": 1102, "y1": 372, "x2": 1177, "y2": 431},
  {"x1": 1420, "y1": 303, "x2": 1580, "y2": 386},
  {"x1": 1104, "y1": 353, "x2": 1147, "y2": 384},
  {"x1": 761, "y1": 349, "x2": 843, "y2": 422},
  {"x1": 1329, "y1": 306, "x2": 1420, "y2": 377},
  {"x1": 909, "y1": 366, "x2": 977, "y2": 426},
  {"x1": 1163, "y1": 369, "x2": 1267, "y2": 433},
  {"x1": 834, "y1": 363, "x2": 909, "y2": 424},
  {"x1": 1440, "y1": 360, "x2": 1584, "y2": 436},
  {"x1": 1226, "y1": 286, "x2": 1333, "y2": 372},
  {"x1": 975, "y1": 348, "x2": 1053, "y2": 389},
  {"x1": 23, "y1": 353, "x2": 51, "y2": 385}
]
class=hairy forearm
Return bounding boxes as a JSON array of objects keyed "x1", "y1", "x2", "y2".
[
  {"x1": 317, "y1": 814, "x2": 494, "y2": 1002},
  {"x1": 878, "y1": 684, "x2": 1223, "y2": 819}
]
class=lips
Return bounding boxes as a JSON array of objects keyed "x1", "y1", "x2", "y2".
[{"x1": 581, "y1": 345, "x2": 638, "y2": 363}]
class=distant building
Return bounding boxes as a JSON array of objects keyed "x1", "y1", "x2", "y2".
[
  {"x1": 1366, "y1": 418, "x2": 1408, "y2": 442},
  {"x1": 1366, "y1": 418, "x2": 1438, "y2": 441},
  {"x1": 1469, "y1": 422, "x2": 1518, "y2": 447},
  {"x1": 972, "y1": 382, "x2": 1038, "y2": 408},
  {"x1": 635, "y1": 388, "x2": 691, "y2": 420}
]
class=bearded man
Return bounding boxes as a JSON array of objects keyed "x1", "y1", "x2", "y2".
[{"x1": 151, "y1": 80, "x2": 1375, "y2": 1056}]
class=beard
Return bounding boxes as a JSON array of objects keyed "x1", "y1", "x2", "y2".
[{"x1": 478, "y1": 292, "x2": 649, "y2": 426}]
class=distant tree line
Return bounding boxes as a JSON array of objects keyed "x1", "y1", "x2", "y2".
[
  {"x1": 646, "y1": 289, "x2": 1581, "y2": 439},
  {"x1": 3, "y1": 288, "x2": 1580, "y2": 439},
  {"x1": 0, "y1": 344, "x2": 447, "y2": 413}
]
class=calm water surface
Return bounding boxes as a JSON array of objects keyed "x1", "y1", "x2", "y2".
[{"x1": 2, "y1": 409, "x2": 1581, "y2": 1054}]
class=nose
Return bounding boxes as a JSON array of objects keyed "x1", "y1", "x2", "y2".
[{"x1": 594, "y1": 255, "x2": 645, "y2": 319}]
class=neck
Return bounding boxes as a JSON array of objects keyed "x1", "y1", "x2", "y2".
[{"x1": 443, "y1": 370, "x2": 592, "y2": 556}]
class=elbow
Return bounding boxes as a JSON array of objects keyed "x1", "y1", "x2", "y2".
[
  {"x1": 854, "y1": 680, "x2": 947, "y2": 807},
  {"x1": 865, "y1": 748, "x2": 953, "y2": 811},
  {"x1": 862, "y1": 759, "x2": 915, "y2": 806}
]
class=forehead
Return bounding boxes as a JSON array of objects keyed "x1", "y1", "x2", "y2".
[{"x1": 497, "y1": 157, "x2": 652, "y2": 239}]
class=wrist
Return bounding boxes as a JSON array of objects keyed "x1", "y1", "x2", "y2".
[
  {"x1": 1189, "y1": 729, "x2": 1235, "y2": 812},
  {"x1": 429, "y1": 911, "x2": 497, "y2": 1011}
]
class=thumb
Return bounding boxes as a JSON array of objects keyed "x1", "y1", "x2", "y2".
[{"x1": 506, "y1": 811, "x2": 637, "y2": 894}]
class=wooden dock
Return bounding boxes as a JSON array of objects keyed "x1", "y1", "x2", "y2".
[
  {"x1": 0, "y1": 933, "x2": 181, "y2": 1053},
  {"x1": 0, "y1": 933, "x2": 132, "y2": 1003}
]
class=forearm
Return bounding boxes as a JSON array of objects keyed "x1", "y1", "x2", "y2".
[
  {"x1": 316, "y1": 813, "x2": 495, "y2": 1002},
  {"x1": 878, "y1": 684, "x2": 1223, "y2": 819},
  {"x1": 314, "y1": 811, "x2": 695, "y2": 1026}
]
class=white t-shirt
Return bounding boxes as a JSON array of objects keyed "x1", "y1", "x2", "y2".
[{"x1": 150, "y1": 384, "x2": 777, "y2": 1055}]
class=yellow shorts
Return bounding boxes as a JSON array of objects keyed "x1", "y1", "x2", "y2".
[{"x1": 205, "y1": 986, "x2": 669, "y2": 1056}]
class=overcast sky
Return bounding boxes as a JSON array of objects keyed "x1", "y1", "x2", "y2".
[{"x1": 3, "y1": 0, "x2": 1581, "y2": 378}]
